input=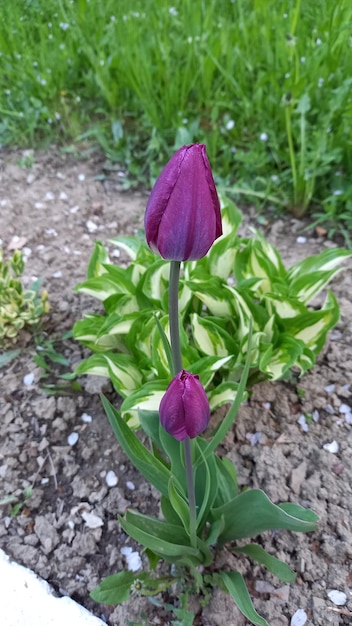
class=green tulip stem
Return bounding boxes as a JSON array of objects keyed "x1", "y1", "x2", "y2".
[
  {"x1": 169, "y1": 260, "x2": 197, "y2": 549},
  {"x1": 184, "y1": 436, "x2": 197, "y2": 548},
  {"x1": 169, "y1": 261, "x2": 182, "y2": 375}
]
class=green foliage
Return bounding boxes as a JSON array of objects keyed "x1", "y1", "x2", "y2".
[
  {"x1": 93, "y1": 396, "x2": 318, "y2": 623},
  {"x1": 0, "y1": 248, "x2": 49, "y2": 343},
  {"x1": 74, "y1": 198, "x2": 351, "y2": 424},
  {"x1": 1, "y1": 0, "x2": 352, "y2": 223}
]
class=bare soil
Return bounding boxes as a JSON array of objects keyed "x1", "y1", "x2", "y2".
[{"x1": 0, "y1": 149, "x2": 351, "y2": 626}]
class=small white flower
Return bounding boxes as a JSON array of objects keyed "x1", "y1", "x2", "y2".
[
  {"x1": 5, "y1": 89, "x2": 10, "y2": 96},
  {"x1": 271, "y1": 174, "x2": 279, "y2": 183},
  {"x1": 316, "y1": 38, "x2": 322, "y2": 45},
  {"x1": 333, "y1": 189, "x2": 343, "y2": 196},
  {"x1": 260, "y1": 132, "x2": 268, "y2": 142},
  {"x1": 318, "y1": 77, "x2": 324, "y2": 87},
  {"x1": 285, "y1": 72, "x2": 290, "y2": 79},
  {"x1": 100, "y1": 59, "x2": 104, "y2": 66},
  {"x1": 59, "y1": 43, "x2": 65, "y2": 50},
  {"x1": 48, "y1": 34, "x2": 53, "y2": 40},
  {"x1": 55, "y1": 112, "x2": 61, "y2": 120},
  {"x1": 110, "y1": 15, "x2": 116, "y2": 21},
  {"x1": 169, "y1": 7, "x2": 178, "y2": 16},
  {"x1": 120, "y1": 546, "x2": 142, "y2": 572},
  {"x1": 47, "y1": 118, "x2": 53, "y2": 124},
  {"x1": 41, "y1": 79, "x2": 47, "y2": 86},
  {"x1": 300, "y1": 56, "x2": 306, "y2": 63},
  {"x1": 59, "y1": 22, "x2": 69, "y2": 31},
  {"x1": 226, "y1": 119, "x2": 235, "y2": 131}
]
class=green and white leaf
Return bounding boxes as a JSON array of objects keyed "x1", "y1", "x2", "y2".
[{"x1": 75, "y1": 352, "x2": 142, "y2": 396}]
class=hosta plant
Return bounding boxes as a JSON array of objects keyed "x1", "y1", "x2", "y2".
[
  {"x1": 0, "y1": 248, "x2": 49, "y2": 343},
  {"x1": 73, "y1": 195, "x2": 351, "y2": 426}
]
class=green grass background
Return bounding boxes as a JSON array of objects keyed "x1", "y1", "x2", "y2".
[{"x1": 0, "y1": 0, "x2": 351, "y2": 232}]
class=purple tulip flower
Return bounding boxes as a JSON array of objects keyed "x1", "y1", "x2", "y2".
[
  {"x1": 144, "y1": 144, "x2": 222, "y2": 261},
  {"x1": 159, "y1": 370, "x2": 210, "y2": 441}
]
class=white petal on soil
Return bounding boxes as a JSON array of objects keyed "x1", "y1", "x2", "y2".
[
  {"x1": 52, "y1": 271, "x2": 62, "y2": 278},
  {"x1": 120, "y1": 546, "x2": 142, "y2": 572},
  {"x1": 70, "y1": 205, "x2": 80, "y2": 214},
  {"x1": 297, "y1": 415, "x2": 309, "y2": 432},
  {"x1": 81, "y1": 413, "x2": 92, "y2": 423},
  {"x1": 339, "y1": 403, "x2": 351, "y2": 414},
  {"x1": 81, "y1": 511, "x2": 104, "y2": 529},
  {"x1": 23, "y1": 372, "x2": 35, "y2": 386},
  {"x1": 59, "y1": 191, "x2": 68, "y2": 201},
  {"x1": 327, "y1": 590, "x2": 347, "y2": 606},
  {"x1": 67, "y1": 432, "x2": 79, "y2": 446},
  {"x1": 262, "y1": 402, "x2": 271, "y2": 410},
  {"x1": 126, "y1": 481, "x2": 135, "y2": 491},
  {"x1": 45, "y1": 228, "x2": 57, "y2": 236},
  {"x1": 296, "y1": 236, "x2": 307, "y2": 244},
  {"x1": 324, "y1": 404, "x2": 335, "y2": 415},
  {"x1": 246, "y1": 432, "x2": 262, "y2": 445},
  {"x1": 324, "y1": 384, "x2": 335, "y2": 393},
  {"x1": 290, "y1": 609, "x2": 307, "y2": 626},
  {"x1": 345, "y1": 413, "x2": 352, "y2": 425},
  {"x1": 78, "y1": 173, "x2": 85, "y2": 181},
  {"x1": 106, "y1": 471, "x2": 118, "y2": 487},
  {"x1": 45, "y1": 191, "x2": 55, "y2": 201},
  {"x1": 323, "y1": 440, "x2": 339, "y2": 454}
]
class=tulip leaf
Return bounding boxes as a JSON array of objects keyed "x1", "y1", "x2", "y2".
[
  {"x1": 212, "y1": 456, "x2": 238, "y2": 508},
  {"x1": 161, "y1": 495, "x2": 184, "y2": 526},
  {"x1": 90, "y1": 570, "x2": 134, "y2": 604},
  {"x1": 120, "y1": 510, "x2": 201, "y2": 561},
  {"x1": 168, "y1": 478, "x2": 190, "y2": 532},
  {"x1": 159, "y1": 424, "x2": 185, "y2": 491},
  {"x1": 101, "y1": 395, "x2": 171, "y2": 497},
  {"x1": 234, "y1": 544, "x2": 296, "y2": 583},
  {"x1": 212, "y1": 489, "x2": 318, "y2": 544},
  {"x1": 194, "y1": 439, "x2": 218, "y2": 531},
  {"x1": 205, "y1": 517, "x2": 225, "y2": 546},
  {"x1": 220, "y1": 571, "x2": 269, "y2": 626}
]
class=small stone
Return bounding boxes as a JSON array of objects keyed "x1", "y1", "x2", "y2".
[
  {"x1": 81, "y1": 511, "x2": 104, "y2": 529},
  {"x1": 78, "y1": 173, "x2": 85, "y2": 181},
  {"x1": 312, "y1": 409, "x2": 320, "y2": 422},
  {"x1": 35, "y1": 202, "x2": 45, "y2": 209},
  {"x1": 339, "y1": 403, "x2": 351, "y2": 414},
  {"x1": 67, "y1": 432, "x2": 79, "y2": 446},
  {"x1": 86, "y1": 219, "x2": 98, "y2": 233},
  {"x1": 120, "y1": 546, "x2": 142, "y2": 572},
  {"x1": 106, "y1": 470, "x2": 118, "y2": 487},
  {"x1": 52, "y1": 271, "x2": 62, "y2": 278},
  {"x1": 255, "y1": 580, "x2": 275, "y2": 593},
  {"x1": 327, "y1": 590, "x2": 347, "y2": 606},
  {"x1": 81, "y1": 412, "x2": 92, "y2": 423},
  {"x1": 126, "y1": 481, "x2": 135, "y2": 491},
  {"x1": 34, "y1": 515, "x2": 60, "y2": 554},
  {"x1": 59, "y1": 191, "x2": 68, "y2": 201},
  {"x1": 324, "y1": 384, "x2": 335, "y2": 393},
  {"x1": 26, "y1": 174, "x2": 35, "y2": 185},
  {"x1": 323, "y1": 440, "x2": 339, "y2": 454},
  {"x1": 45, "y1": 191, "x2": 55, "y2": 201},
  {"x1": 324, "y1": 404, "x2": 335, "y2": 415},
  {"x1": 69, "y1": 205, "x2": 80, "y2": 213},
  {"x1": 297, "y1": 415, "x2": 309, "y2": 432},
  {"x1": 290, "y1": 609, "x2": 307, "y2": 626},
  {"x1": 23, "y1": 372, "x2": 35, "y2": 386}
]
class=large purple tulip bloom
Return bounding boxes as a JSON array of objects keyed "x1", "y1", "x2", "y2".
[
  {"x1": 144, "y1": 144, "x2": 222, "y2": 261},
  {"x1": 159, "y1": 370, "x2": 210, "y2": 441}
]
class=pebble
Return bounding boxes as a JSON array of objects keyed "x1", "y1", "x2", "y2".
[
  {"x1": 34, "y1": 202, "x2": 45, "y2": 209},
  {"x1": 126, "y1": 481, "x2": 135, "y2": 491},
  {"x1": 296, "y1": 236, "x2": 307, "y2": 244},
  {"x1": 324, "y1": 404, "x2": 335, "y2": 415},
  {"x1": 44, "y1": 191, "x2": 55, "y2": 201},
  {"x1": 312, "y1": 409, "x2": 320, "y2": 422},
  {"x1": 324, "y1": 384, "x2": 335, "y2": 393},
  {"x1": 120, "y1": 546, "x2": 142, "y2": 572},
  {"x1": 52, "y1": 271, "x2": 62, "y2": 278},
  {"x1": 23, "y1": 372, "x2": 35, "y2": 386},
  {"x1": 323, "y1": 440, "x2": 339, "y2": 454},
  {"x1": 59, "y1": 191, "x2": 68, "y2": 201},
  {"x1": 81, "y1": 511, "x2": 104, "y2": 529},
  {"x1": 78, "y1": 173, "x2": 85, "y2": 181},
  {"x1": 290, "y1": 609, "x2": 307, "y2": 626},
  {"x1": 67, "y1": 432, "x2": 79, "y2": 446},
  {"x1": 69, "y1": 205, "x2": 80, "y2": 213},
  {"x1": 81, "y1": 413, "x2": 92, "y2": 423},
  {"x1": 105, "y1": 471, "x2": 118, "y2": 487},
  {"x1": 327, "y1": 590, "x2": 347, "y2": 606},
  {"x1": 86, "y1": 220, "x2": 98, "y2": 233},
  {"x1": 339, "y1": 403, "x2": 351, "y2": 414},
  {"x1": 297, "y1": 415, "x2": 309, "y2": 432}
]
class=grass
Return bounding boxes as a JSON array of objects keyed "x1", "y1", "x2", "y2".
[{"x1": 0, "y1": 0, "x2": 351, "y2": 228}]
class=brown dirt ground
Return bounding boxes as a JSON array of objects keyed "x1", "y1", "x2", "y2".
[{"x1": 0, "y1": 148, "x2": 351, "y2": 626}]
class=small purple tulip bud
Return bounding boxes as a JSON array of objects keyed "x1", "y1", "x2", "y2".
[
  {"x1": 144, "y1": 144, "x2": 222, "y2": 261},
  {"x1": 159, "y1": 370, "x2": 210, "y2": 441}
]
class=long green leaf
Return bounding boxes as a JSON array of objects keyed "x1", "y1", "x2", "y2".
[
  {"x1": 221, "y1": 571, "x2": 269, "y2": 626},
  {"x1": 213, "y1": 489, "x2": 318, "y2": 544},
  {"x1": 101, "y1": 395, "x2": 171, "y2": 497},
  {"x1": 234, "y1": 544, "x2": 296, "y2": 583}
]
